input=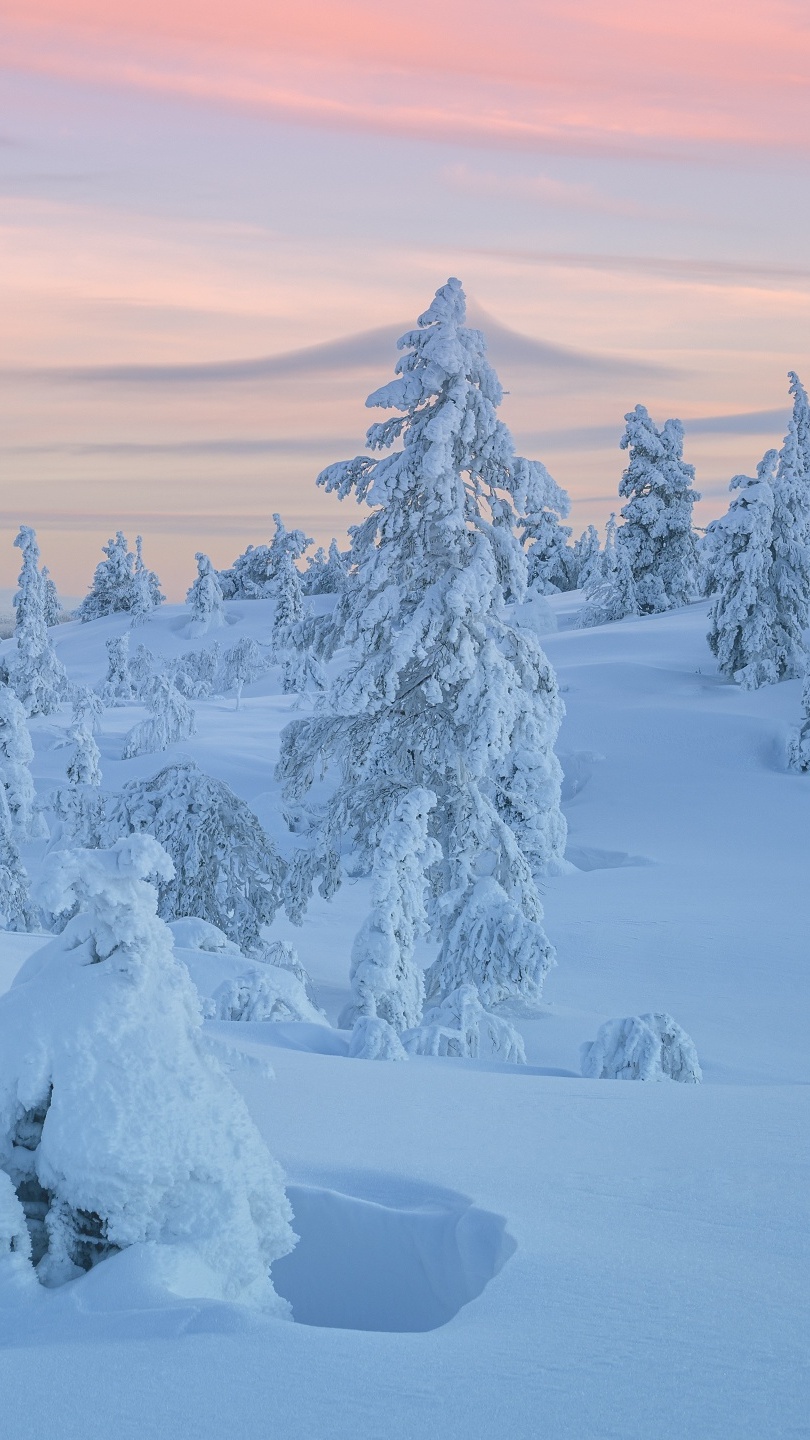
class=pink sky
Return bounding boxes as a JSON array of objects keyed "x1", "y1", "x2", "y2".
[{"x1": 1, "y1": 0, "x2": 809, "y2": 598}]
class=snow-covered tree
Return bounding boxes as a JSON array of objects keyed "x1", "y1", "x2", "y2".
[
  {"x1": 769, "y1": 396, "x2": 810, "y2": 680},
  {"x1": 213, "y1": 965, "x2": 325, "y2": 1025},
  {"x1": 571, "y1": 525, "x2": 601, "y2": 588},
  {"x1": 0, "y1": 787, "x2": 35, "y2": 932},
  {"x1": 172, "y1": 643, "x2": 222, "y2": 699},
  {"x1": 616, "y1": 406, "x2": 700, "y2": 613},
  {"x1": 348, "y1": 1016, "x2": 408, "y2": 1061},
  {"x1": 122, "y1": 673, "x2": 196, "y2": 759},
  {"x1": 581, "y1": 1012, "x2": 702, "y2": 1082},
  {"x1": 787, "y1": 673, "x2": 810, "y2": 772},
  {"x1": 99, "y1": 633, "x2": 136, "y2": 706},
  {"x1": 577, "y1": 514, "x2": 639, "y2": 628},
  {"x1": 6, "y1": 527, "x2": 66, "y2": 717},
  {"x1": 40, "y1": 567, "x2": 60, "y2": 628},
  {"x1": 186, "y1": 552, "x2": 226, "y2": 637},
  {"x1": 219, "y1": 637, "x2": 269, "y2": 709},
  {"x1": 77, "y1": 532, "x2": 162, "y2": 622},
  {"x1": 518, "y1": 477, "x2": 576, "y2": 594},
  {"x1": 302, "y1": 539, "x2": 349, "y2": 596},
  {"x1": 340, "y1": 788, "x2": 439, "y2": 1032},
  {"x1": 0, "y1": 682, "x2": 45, "y2": 840},
  {"x1": 788, "y1": 370, "x2": 810, "y2": 487},
  {"x1": 129, "y1": 535, "x2": 162, "y2": 626},
  {"x1": 404, "y1": 984, "x2": 526, "y2": 1064},
  {"x1": 64, "y1": 699, "x2": 102, "y2": 788},
  {"x1": 0, "y1": 834, "x2": 295, "y2": 1302},
  {"x1": 56, "y1": 760, "x2": 286, "y2": 953},
  {"x1": 218, "y1": 515, "x2": 311, "y2": 600},
  {"x1": 707, "y1": 453, "x2": 778, "y2": 689},
  {"x1": 277, "y1": 278, "x2": 565, "y2": 1013}
]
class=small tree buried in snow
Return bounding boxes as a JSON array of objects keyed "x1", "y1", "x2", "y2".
[
  {"x1": 213, "y1": 965, "x2": 325, "y2": 1026},
  {"x1": 577, "y1": 514, "x2": 639, "y2": 629},
  {"x1": 348, "y1": 1016, "x2": 408, "y2": 1061},
  {"x1": 580, "y1": 1013, "x2": 702, "y2": 1083},
  {"x1": 340, "y1": 788, "x2": 439, "y2": 1032},
  {"x1": 617, "y1": 406, "x2": 700, "y2": 613},
  {"x1": 122, "y1": 673, "x2": 196, "y2": 759},
  {"x1": 278, "y1": 278, "x2": 566, "y2": 1017},
  {"x1": 186, "y1": 552, "x2": 226, "y2": 637},
  {"x1": 0, "y1": 787, "x2": 36, "y2": 932},
  {"x1": 6, "y1": 527, "x2": 67, "y2": 717},
  {"x1": 99, "y1": 633, "x2": 136, "y2": 706},
  {"x1": 787, "y1": 673, "x2": 810, "y2": 772},
  {"x1": 54, "y1": 760, "x2": 286, "y2": 954},
  {"x1": 219, "y1": 637, "x2": 270, "y2": 709},
  {"x1": 129, "y1": 536, "x2": 162, "y2": 626},
  {"x1": 707, "y1": 453, "x2": 778, "y2": 689},
  {"x1": 0, "y1": 682, "x2": 46, "y2": 841},
  {"x1": 403, "y1": 985, "x2": 526, "y2": 1064},
  {"x1": 571, "y1": 525, "x2": 601, "y2": 588},
  {"x1": 0, "y1": 835, "x2": 295, "y2": 1303}
]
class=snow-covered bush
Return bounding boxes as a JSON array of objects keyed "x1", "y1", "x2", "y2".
[
  {"x1": 0, "y1": 787, "x2": 36, "y2": 932},
  {"x1": 617, "y1": 406, "x2": 700, "y2": 612},
  {"x1": 0, "y1": 835, "x2": 295, "y2": 1303},
  {"x1": 787, "y1": 673, "x2": 810, "y2": 772},
  {"x1": 278, "y1": 278, "x2": 565, "y2": 1014},
  {"x1": 258, "y1": 938, "x2": 320, "y2": 1007},
  {"x1": 99, "y1": 633, "x2": 136, "y2": 706},
  {"x1": 571, "y1": 525, "x2": 601, "y2": 588},
  {"x1": 56, "y1": 760, "x2": 286, "y2": 953},
  {"x1": 577, "y1": 514, "x2": 639, "y2": 628},
  {"x1": 213, "y1": 965, "x2": 325, "y2": 1025},
  {"x1": 219, "y1": 637, "x2": 270, "y2": 709},
  {"x1": 0, "y1": 682, "x2": 45, "y2": 840},
  {"x1": 707, "y1": 453, "x2": 778, "y2": 689},
  {"x1": 186, "y1": 552, "x2": 226, "y2": 637},
  {"x1": 6, "y1": 527, "x2": 67, "y2": 716},
  {"x1": 302, "y1": 539, "x2": 348, "y2": 596},
  {"x1": 348, "y1": 1016, "x2": 408, "y2": 1061},
  {"x1": 172, "y1": 643, "x2": 222, "y2": 699},
  {"x1": 404, "y1": 985, "x2": 526, "y2": 1065},
  {"x1": 581, "y1": 1012, "x2": 702, "y2": 1083},
  {"x1": 122, "y1": 673, "x2": 196, "y2": 758},
  {"x1": 77, "y1": 532, "x2": 163, "y2": 622},
  {"x1": 340, "y1": 788, "x2": 438, "y2": 1032}
]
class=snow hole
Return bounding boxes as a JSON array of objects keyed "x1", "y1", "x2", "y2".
[{"x1": 273, "y1": 1182, "x2": 515, "y2": 1333}]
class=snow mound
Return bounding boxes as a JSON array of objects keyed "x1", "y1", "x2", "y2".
[
  {"x1": 213, "y1": 965, "x2": 326, "y2": 1026},
  {"x1": 581, "y1": 1012, "x2": 702, "y2": 1083},
  {"x1": 273, "y1": 1179, "x2": 515, "y2": 1332},
  {"x1": 404, "y1": 985, "x2": 526, "y2": 1065},
  {"x1": 348, "y1": 1016, "x2": 408, "y2": 1061}
]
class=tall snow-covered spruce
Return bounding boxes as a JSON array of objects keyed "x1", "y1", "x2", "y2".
[
  {"x1": 186, "y1": 552, "x2": 226, "y2": 637},
  {"x1": 769, "y1": 373, "x2": 810, "y2": 680},
  {"x1": 617, "y1": 406, "x2": 700, "y2": 613},
  {"x1": 6, "y1": 526, "x2": 66, "y2": 717},
  {"x1": 707, "y1": 452, "x2": 778, "y2": 689},
  {"x1": 277, "y1": 278, "x2": 566, "y2": 1018}
]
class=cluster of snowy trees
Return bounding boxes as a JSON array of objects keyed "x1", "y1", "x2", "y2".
[{"x1": 77, "y1": 532, "x2": 163, "y2": 623}]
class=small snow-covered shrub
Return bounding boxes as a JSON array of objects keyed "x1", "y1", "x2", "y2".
[
  {"x1": 580, "y1": 1013, "x2": 702, "y2": 1083},
  {"x1": 0, "y1": 835, "x2": 295, "y2": 1303},
  {"x1": 0, "y1": 787, "x2": 36, "y2": 932},
  {"x1": 99, "y1": 634, "x2": 136, "y2": 706},
  {"x1": 122, "y1": 674, "x2": 196, "y2": 759},
  {"x1": 172, "y1": 643, "x2": 222, "y2": 699},
  {"x1": 348, "y1": 1016, "x2": 408, "y2": 1061},
  {"x1": 219, "y1": 637, "x2": 270, "y2": 708},
  {"x1": 404, "y1": 985, "x2": 526, "y2": 1065},
  {"x1": 213, "y1": 965, "x2": 326, "y2": 1026},
  {"x1": 55, "y1": 760, "x2": 286, "y2": 954}
]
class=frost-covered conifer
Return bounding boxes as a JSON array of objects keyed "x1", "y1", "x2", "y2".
[
  {"x1": 129, "y1": 536, "x2": 162, "y2": 626},
  {"x1": 218, "y1": 515, "x2": 311, "y2": 600},
  {"x1": 577, "y1": 514, "x2": 639, "y2": 628},
  {"x1": 65, "y1": 722, "x2": 102, "y2": 788},
  {"x1": 271, "y1": 549, "x2": 303, "y2": 655},
  {"x1": 100, "y1": 633, "x2": 136, "y2": 706},
  {"x1": 787, "y1": 673, "x2": 810, "y2": 772},
  {"x1": 6, "y1": 527, "x2": 66, "y2": 717},
  {"x1": 278, "y1": 278, "x2": 565, "y2": 1013},
  {"x1": 769, "y1": 398, "x2": 810, "y2": 680},
  {"x1": 571, "y1": 525, "x2": 601, "y2": 588},
  {"x1": 302, "y1": 538, "x2": 349, "y2": 596},
  {"x1": 186, "y1": 552, "x2": 226, "y2": 637},
  {"x1": 40, "y1": 568, "x2": 60, "y2": 628},
  {"x1": 581, "y1": 1012, "x2": 701, "y2": 1082},
  {"x1": 707, "y1": 453, "x2": 778, "y2": 689},
  {"x1": 0, "y1": 835, "x2": 295, "y2": 1301},
  {"x1": 122, "y1": 672, "x2": 196, "y2": 758},
  {"x1": 340, "y1": 788, "x2": 438, "y2": 1032},
  {"x1": 57, "y1": 760, "x2": 286, "y2": 953},
  {"x1": 0, "y1": 787, "x2": 36, "y2": 932},
  {"x1": 617, "y1": 406, "x2": 699, "y2": 612},
  {"x1": 0, "y1": 682, "x2": 45, "y2": 840},
  {"x1": 788, "y1": 370, "x2": 810, "y2": 488},
  {"x1": 518, "y1": 479, "x2": 575, "y2": 594}
]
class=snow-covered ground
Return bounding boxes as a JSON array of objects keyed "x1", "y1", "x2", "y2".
[{"x1": 1, "y1": 593, "x2": 807, "y2": 1439}]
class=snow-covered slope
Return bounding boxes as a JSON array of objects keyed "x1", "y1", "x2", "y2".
[{"x1": 0, "y1": 594, "x2": 807, "y2": 1440}]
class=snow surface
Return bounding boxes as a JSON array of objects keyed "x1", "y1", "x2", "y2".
[{"x1": 0, "y1": 592, "x2": 808, "y2": 1439}]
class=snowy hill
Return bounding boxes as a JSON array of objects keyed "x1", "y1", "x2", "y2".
[{"x1": 0, "y1": 593, "x2": 807, "y2": 1440}]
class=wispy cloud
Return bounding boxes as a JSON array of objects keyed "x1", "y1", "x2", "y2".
[
  {"x1": 521, "y1": 409, "x2": 790, "y2": 453},
  {"x1": 470, "y1": 248, "x2": 810, "y2": 293}
]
